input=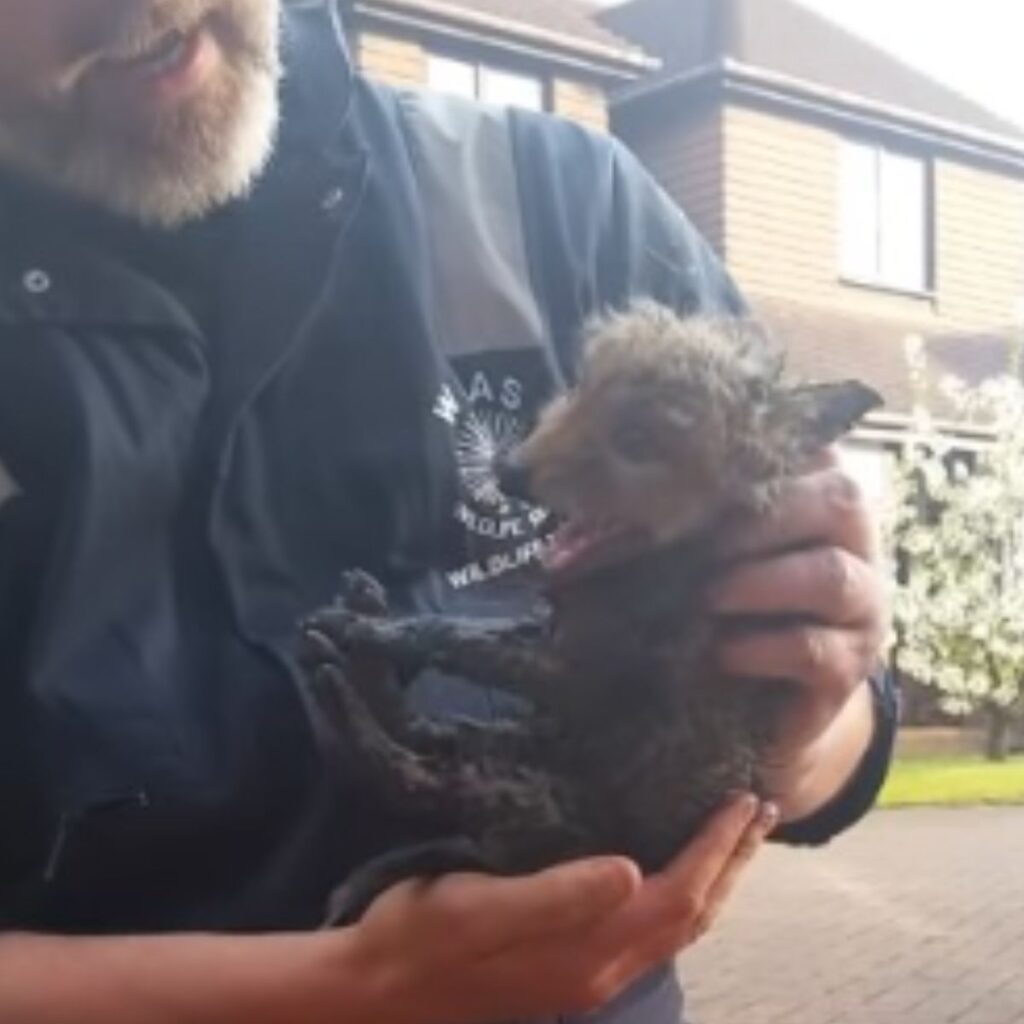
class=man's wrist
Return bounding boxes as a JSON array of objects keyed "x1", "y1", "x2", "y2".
[
  {"x1": 768, "y1": 680, "x2": 876, "y2": 824},
  {"x1": 0, "y1": 929, "x2": 384, "y2": 1024},
  {"x1": 773, "y1": 670, "x2": 898, "y2": 846}
]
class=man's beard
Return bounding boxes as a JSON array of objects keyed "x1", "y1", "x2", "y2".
[{"x1": 0, "y1": 0, "x2": 282, "y2": 228}]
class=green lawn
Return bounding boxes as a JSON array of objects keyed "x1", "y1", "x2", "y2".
[{"x1": 879, "y1": 755, "x2": 1024, "y2": 808}]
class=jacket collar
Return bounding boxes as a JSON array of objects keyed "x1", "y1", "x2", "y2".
[{"x1": 277, "y1": 0, "x2": 359, "y2": 165}]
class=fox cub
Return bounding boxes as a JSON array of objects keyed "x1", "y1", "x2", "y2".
[{"x1": 302, "y1": 302, "x2": 881, "y2": 923}]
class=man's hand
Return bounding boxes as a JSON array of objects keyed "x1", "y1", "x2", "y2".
[
  {"x1": 342, "y1": 792, "x2": 777, "y2": 1024},
  {"x1": 0, "y1": 796, "x2": 773, "y2": 1024},
  {"x1": 708, "y1": 449, "x2": 890, "y2": 822}
]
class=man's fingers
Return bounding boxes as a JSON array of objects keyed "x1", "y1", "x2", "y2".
[
  {"x1": 602, "y1": 795, "x2": 768, "y2": 979},
  {"x1": 643, "y1": 793, "x2": 760, "y2": 913},
  {"x1": 699, "y1": 801, "x2": 778, "y2": 928},
  {"x1": 427, "y1": 857, "x2": 642, "y2": 956},
  {"x1": 646, "y1": 800, "x2": 776, "y2": 962},
  {"x1": 593, "y1": 794, "x2": 759, "y2": 944},
  {"x1": 718, "y1": 623, "x2": 877, "y2": 695},
  {"x1": 710, "y1": 547, "x2": 884, "y2": 628},
  {"x1": 468, "y1": 800, "x2": 763, "y2": 1014},
  {"x1": 716, "y1": 465, "x2": 877, "y2": 563}
]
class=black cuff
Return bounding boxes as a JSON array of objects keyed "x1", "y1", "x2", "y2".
[{"x1": 772, "y1": 669, "x2": 900, "y2": 847}]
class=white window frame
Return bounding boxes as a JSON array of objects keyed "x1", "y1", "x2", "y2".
[
  {"x1": 425, "y1": 55, "x2": 477, "y2": 101},
  {"x1": 839, "y1": 139, "x2": 932, "y2": 296},
  {"x1": 426, "y1": 54, "x2": 545, "y2": 112},
  {"x1": 837, "y1": 441, "x2": 893, "y2": 509}
]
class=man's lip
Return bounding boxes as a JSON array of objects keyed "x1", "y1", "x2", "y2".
[
  {"x1": 90, "y1": 24, "x2": 215, "y2": 102},
  {"x1": 104, "y1": 28, "x2": 194, "y2": 77}
]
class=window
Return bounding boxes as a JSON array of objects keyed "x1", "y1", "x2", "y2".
[
  {"x1": 426, "y1": 55, "x2": 544, "y2": 112},
  {"x1": 426, "y1": 55, "x2": 476, "y2": 101},
  {"x1": 839, "y1": 140, "x2": 930, "y2": 294},
  {"x1": 478, "y1": 68, "x2": 544, "y2": 111},
  {"x1": 838, "y1": 442, "x2": 893, "y2": 508}
]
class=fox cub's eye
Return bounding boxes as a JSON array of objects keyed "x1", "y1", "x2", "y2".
[{"x1": 611, "y1": 421, "x2": 660, "y2": 463}]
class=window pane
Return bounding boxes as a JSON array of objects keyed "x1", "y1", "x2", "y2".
[
  {"x1": 427, "y1": 56, "x2": 477, "y2": 100},
  {"x1": 838, "y1": 443, "x2": 892, "y2": 507},
  {"x1": 479, "y1": 67, "x2": 543, "y2": 111},
  {"x1": 839, "y1": 141, "x2": 880, "y2": 281},
  {"x1": 879, "y1": 151, "x2": 927, "y2": 292}
]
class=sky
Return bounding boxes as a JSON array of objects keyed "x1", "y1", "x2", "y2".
[{"x1": 591, "y1": 0, "x2": 1024, "y2": 131}]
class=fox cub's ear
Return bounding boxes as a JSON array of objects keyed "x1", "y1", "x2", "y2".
[{"x1": 779, "y1": 381, "x2": 883, "y2": 449}]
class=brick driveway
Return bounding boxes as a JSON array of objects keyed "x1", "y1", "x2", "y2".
[{"x1": 677, "y1": 807, "x2": 1024, "y2": 1024}]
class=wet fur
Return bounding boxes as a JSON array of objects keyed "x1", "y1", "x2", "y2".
[{"x1": 301, "y1": 303, "x2": 881, "y2": 923}]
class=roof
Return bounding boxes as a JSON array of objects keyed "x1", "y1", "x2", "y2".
[
  {"x1": 755, "y1": 295, "x2": 1018, "y2": 425},
  {"x1": 418, "y1": 0, "x2": 637, "y2": 53},
  {"x1": 601, "y1": 0, "x2": 1024, "y2": 149},
  {"x1": 347, "y1": 0, "x2": 654, "y2": 73}
]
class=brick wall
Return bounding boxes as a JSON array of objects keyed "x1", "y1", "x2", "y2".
[
  {"x1": 613, "y1": 98, "x2": 724, "y2": 254},
  {"x1": 354, "y1": 30, "x2": 427, "y2": 89},
  {"x1": 616, "y1": 94, "x2": 1024, "y2": 332},
  {"x1": 551, "y1": 79, "x2": 609, "y2": 133}
]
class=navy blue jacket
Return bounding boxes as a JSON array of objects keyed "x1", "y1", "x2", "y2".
[{"x1": 0, "y1": 2, "x2": 896, "y2": 1019}]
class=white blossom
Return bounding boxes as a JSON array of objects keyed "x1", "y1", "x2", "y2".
[{"x1": 887, "y1": 343, "x2": 1024, "y2": 734}]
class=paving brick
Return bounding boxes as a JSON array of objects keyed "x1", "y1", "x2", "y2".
[{"x1": 678, "y1": 808, "x2": 1024, "y2": 1024}]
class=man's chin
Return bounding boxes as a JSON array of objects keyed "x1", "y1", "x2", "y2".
[
  {"x1": 86, "y1": 89, "x2": 279, "y2": 227},
  {"x1": 0, "y1": 40, "x2": 280, "y2": 228}
]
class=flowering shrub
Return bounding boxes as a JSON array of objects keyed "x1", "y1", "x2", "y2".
[{"x1": 889, "y1": 337, "x2": 1024, "y2": 759}]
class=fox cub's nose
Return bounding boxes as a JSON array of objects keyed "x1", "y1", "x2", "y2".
[{"x1": 494, "y1": 449, "x2": 533, "y2": 501}]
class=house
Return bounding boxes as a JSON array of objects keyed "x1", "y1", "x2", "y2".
[
  {"x1": 342, "y1": 0, "x2": 1024, "y2": 497},
  {"x1": 600, "y1": 0, "x2": 1024, "y2": 493},
  {"x1": 338, "y1": 0, "x2": 655, "y2": 133}
]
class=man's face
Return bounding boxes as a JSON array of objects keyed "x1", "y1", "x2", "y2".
[{"x1": 0, "y1": 0, "x2": 282, "y2": 227}]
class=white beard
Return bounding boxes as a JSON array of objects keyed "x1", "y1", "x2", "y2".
[{"x1": 0, "y1": 0, "x2": 283, "y2": 228}]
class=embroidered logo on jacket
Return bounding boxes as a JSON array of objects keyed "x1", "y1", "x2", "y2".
[{"x1": 434, "y1": 368, "x2": 552, "y2": 589}]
